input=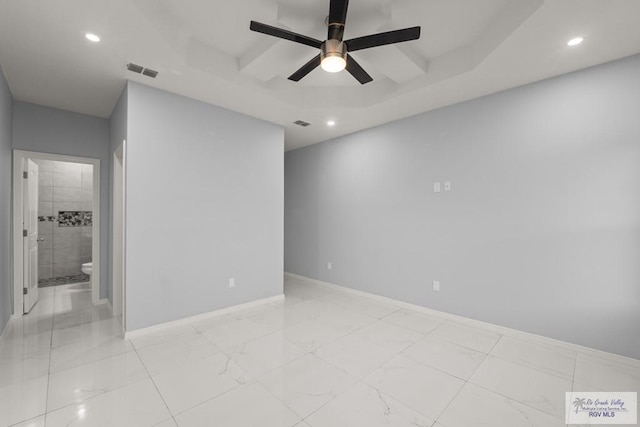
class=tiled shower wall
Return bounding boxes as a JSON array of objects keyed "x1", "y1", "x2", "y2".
[{"x1": 35, "y1": 160, "x2": 93, "y2": 281}]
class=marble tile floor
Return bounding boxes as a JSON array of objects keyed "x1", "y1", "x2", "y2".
[{"x1": 0, "y1": 276, "x2": 638, "y2": 426}]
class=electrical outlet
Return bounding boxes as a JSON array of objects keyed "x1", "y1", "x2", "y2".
[
  {"x1": 433, "y1": 182, "x2": 441, "y2": 193},
  {"x1": 433, "y1": 280, "x2": 440, "y2": 292},
  {"x1": 228, "y1": 277, "x2": 235, "y2": 288},
  {"x1": 327, "y1": 262, "x2": 332, "y2": 270},
  {"x1": 444, "y1": 181, "x2": 451, "y2": 191}
]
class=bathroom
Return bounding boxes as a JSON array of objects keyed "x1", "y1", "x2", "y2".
[{"x1": 35, "y1": 159, "x2": 93, "y2": 287}]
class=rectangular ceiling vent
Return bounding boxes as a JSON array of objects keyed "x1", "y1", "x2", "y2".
[
  {"x1": 142, "y1": 68, "x2": 158, "y2": 78},
  {"x1": 126, "y1": 63, "x2": 144, "y2": 74},
  {"x1": 126, "y1": 63, "x2": 159, "y2": 79},
  {"x1": 294, "y1": 120, "x2": 311, "y2": 127}
]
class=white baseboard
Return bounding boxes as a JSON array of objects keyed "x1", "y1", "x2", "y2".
[
  {"x1": 124, "y1": 294, "x2": 284, "y2": 341},
  {"x1": 285, "y1": 272, "x2": 640, "y2": 367}
]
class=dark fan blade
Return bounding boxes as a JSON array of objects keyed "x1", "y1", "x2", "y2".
[
  {"x1": 346, "y1": 54, "x2": 373, "y2": 85},
  {"x1": 328, "y1": 0, "x2": 349, "y2": 40},
  {"x1": 345, "y1": 26, "x2": 421, "y2": 52},
  {"x1": 289, "y1": 55, "x2": 322, "y2": 82},
  {"x1": 250, "y1": 21, "x2": 322, "y2": 49}
]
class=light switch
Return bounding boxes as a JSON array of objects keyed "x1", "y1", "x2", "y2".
[{"x1": 444, "y1": 181, "x2": 451, "y2": 191}]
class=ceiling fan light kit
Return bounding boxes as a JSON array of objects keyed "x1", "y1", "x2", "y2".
[
  {"x1": 320, "y1": 40, "x2": 347, "y2": 73},
  {"x1": 250, "y1": 0, "x2": 421, "y2": 84}
]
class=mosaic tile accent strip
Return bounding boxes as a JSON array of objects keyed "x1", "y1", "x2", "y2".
[
  {"x1": 57, "y1": 211, "x2": 93, "y2": 227},
  {"x1": 38, "y1": 211, "x2": 93, "y2": 226},
  {"x1": 57, "y1": 211, "x2": 84, "y2": 227},
  {"x1": 82, "y1": 211, "x2": 93, "y2": 226},
  {"x1": 39, "y1": 273, "x2": 90, "y2": 287}
]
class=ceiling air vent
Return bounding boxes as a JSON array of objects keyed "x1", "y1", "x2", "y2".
[
  {"x1": 294, "y1": 120, "x2": 311, "y2": 127},
  {"x1": 126, "y1": 63, "x2": 159, "y2": 79},
  {"x1": 142, "y1": 68, "x2": 158, "y2": 78},
  {"x1": 126, "y1": 63, "x2": 144, "y2": 74}
]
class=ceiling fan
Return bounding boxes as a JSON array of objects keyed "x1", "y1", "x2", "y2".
[{"x1": 249, "y1": 0, "x2": 421, "y2": 84}]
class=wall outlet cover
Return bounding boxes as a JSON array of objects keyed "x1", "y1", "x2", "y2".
[
  {"x1": 228, "y1": 277, "x2": 235, "y2": 288},
  {"x1": 434, "y1": 182, "x2": 441, "y2": 193},
  {"x1": 433, "y1": 280, "x2": 440, "y2": 291}
]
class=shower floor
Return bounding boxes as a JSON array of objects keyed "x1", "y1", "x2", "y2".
[{"x1": 38, "y1": 273, "x2": 90, "y2": 288}]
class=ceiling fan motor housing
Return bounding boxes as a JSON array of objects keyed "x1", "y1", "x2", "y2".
[{"x1": 320, "y1": 39, "x2": 347, "y2": 72}]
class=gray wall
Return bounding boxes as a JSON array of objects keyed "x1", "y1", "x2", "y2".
[
  {"x1": 0, "y1": 67, "x2": 13, "y2": 333},
  {"x1": 12, "y1": 102, "x2": 110, "y2": 299},
  {"x1": 285, "y1": 54, "x2": 640, "y2": 359},
  {"x1": 126, "y1": 82, "x2": 284, "y2": 330},
  {"x1": 108, "y1": 85, "x2": 128, "y2": 304}
]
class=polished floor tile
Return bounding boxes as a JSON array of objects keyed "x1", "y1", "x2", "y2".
[
  {"x1": 1, "y1": 275, "x2": 639, "y2": 426},
  {"x1": 199, "y1": 318, "x2": 272, "y2": 350},
  {"x1": 437, "y1": 383, "x2": 565, "y2": 427},
  {"x1": 314, "y1": 334, "x2": 396, "y2": 379},
  {"x1": 573, "y1": 352, "x2": 640, "y2": 391},
  {"x1": 305, "y1": 382, "x2": 433, "y2": 427},
  {"x1": 51, "y1": 317, "x2": 122, "y2": 349},
  {"x1": 427, "y1": 322, "x2": 500, "y2": 354},
  {"x1": 319, "y1": 293, "x2": 401, "y2": 319},
  {"x1": 0, "y1": 375, "x2": 48, "y2": 427},
  {"x1": 0, "y1": 330, "x2": 52, "y2": 361},
  {"x1": 283, "y1": 311, "x2": 376, "y2": 352},
  {"x1": 0, "y1": 349, "x2": 50, "y2": 387},
  {"x1": 382, "y1": 309, "x2": 443, "y2": 334},
  {"x1": 128, "y1": 324, "x2": 197, "y2": 350},
  {"x1": 44, "y1": 378, "x2": 171, "y2": 427},
  {"x1": 46, "y1": 351, "x2": 149, "y2": 411},
  {"x1": 353, "y1": 320, "x2": 422, "y2": 352},
  {"x1": 469, "y1": 355, "x2": 572, "y2": 418},
  {"x1": 364, "y1": 355, "x2": 465, "y2": 420},
  {"x1": 490, "y1": 335, "x2": 576, "y2": 380},
  {"x1": 258, "y1": 354, "x2": 358, "y2": 418},
  {"x1": 282, "y1": 280, "x2": 335, "y2": 306},
  {"x1": 174, "y1": 382, "x2": 300, "y2": 427},
  {"x1": 227, "y1": 332, "x2": 306, "y2": 377},
  {"x1": 9, "y1": 415, "x2": 46, "y2": 427},
  {"x1": 154, "y1": 419, "x2": 179, "y2": 427},
  {"x1": 151, "y1": 352, "x2": 251, "y2": 415},
  {"x1": 135, "y1": 333, "x2": 221, "y2": 376},
  {"x1": 402, "y1": 335, "x2": 487, "y2": 380},
  {"x1": 49, "y1": 335, "x2": 134, "y2": 374}
]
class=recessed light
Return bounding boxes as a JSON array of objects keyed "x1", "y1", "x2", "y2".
[
  {"x1": 567, "y1": 36, "x2": 583, "y2": 47},
  {"x1": 85, "y1": 33, "x2": 101, "y2": 43},
  {"x1": 327, "y1": 120, "x2": 336, "y2": 127}
]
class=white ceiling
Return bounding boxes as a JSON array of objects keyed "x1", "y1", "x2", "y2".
[{"x1": 0, "y1": 0, "x2": 639, "y2": 150}]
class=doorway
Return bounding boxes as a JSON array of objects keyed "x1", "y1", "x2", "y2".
[{"x1": 12, "y1": 150, "x2": 101, "y2": 316}]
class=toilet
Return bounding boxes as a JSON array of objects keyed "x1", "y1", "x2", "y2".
[{"x1": 81, "y1": 262, "x2": 93, "y2": 276}]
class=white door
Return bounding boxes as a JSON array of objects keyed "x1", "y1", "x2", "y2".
[{"x1": 23, "y1": 159, "x2": 39, "y2": 313}]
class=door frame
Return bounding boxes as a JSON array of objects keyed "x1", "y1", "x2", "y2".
[
  {"x1": 12, "y1": 150, "x2": 102, "y2": 316},
  {"x1": 112, "y1": 140, "x2": 126, "y2": 328}
]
